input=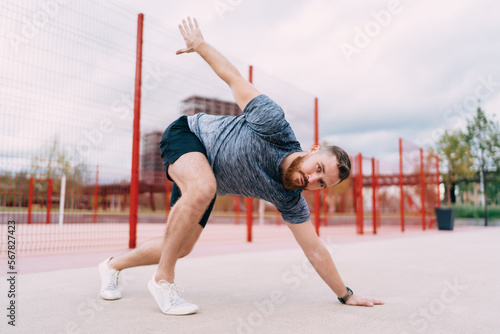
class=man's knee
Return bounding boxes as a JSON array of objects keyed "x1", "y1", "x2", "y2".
[{"x1": 185, "y1": 179, "x2": 216, "y2": 209}]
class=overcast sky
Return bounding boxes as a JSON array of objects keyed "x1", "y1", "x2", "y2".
[
  {"x1": 123, "y1": 0, "x2": 500, "y2": 163},
  {"x1": 1, "y1": 0, "x2": 499, "y2": 180}
]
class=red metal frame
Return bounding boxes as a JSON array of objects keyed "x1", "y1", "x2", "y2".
[
  {"x1": 46, "y1": 178, "x2": 53, "y2": 224},
  {"x1": 129, "y1": 13, "x2": 144, "y2": 249},
  {"x1": 371, "y1": 157, "x2": 377, "y2": 234},
  {"x1": 26, "y1": 177, "x2": 54, "y2": 224},
  {"x1": 246, "y1": 198, "x2": 253, "y2": 242},
  {"x1": 376, "y1": 160, "x2": 381, "y2": 228},
  {"x1": 28, "y1": 177, "x2": 34, "y2": 224},
  {"x1": 436, "y1": 155, "x2": 441, "y2": 208},
  {"x1": 355, "y1": 153, "x2": 363, "y2": 234},
  {"x1": 428, "y1": 154, "x2": 441, "y2": 229},
  {"x1": 350, "y1": 155, "x2": 356, "y2": 216},
  {"x1": 246, "y1": 65, "x2": 254, "y2": 242},
  {"x1": 419, "y1": 148, "x2": 426, "y2": 230},
  {"x1": 399, "y1": 138, "x2": 405, "y2": 232},
  {"x1": 314, "y1": 97, "x2": 320, "y2": 235}
]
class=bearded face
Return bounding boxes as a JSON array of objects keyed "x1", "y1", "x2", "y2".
[{"x1": 282, "y1": 154, "x2": 308, "y2": 191}]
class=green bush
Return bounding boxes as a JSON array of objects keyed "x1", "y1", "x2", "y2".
[{"x1": 452, "y1": 205, "x2": 500, "y2": 219}]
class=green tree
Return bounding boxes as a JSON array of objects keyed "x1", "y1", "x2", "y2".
[
  {"x1": 31, "y1": 137, "x2": 90, "y2": 209},
  {"x1": 464, "y1": 107, "x2": 500, "y2": 226},
  {"x1": 31, "y1": 137, "x2": 89, "y2": 178},
  {"x1": 435, "y1": 130, "x2": 475, "y2": 206}
]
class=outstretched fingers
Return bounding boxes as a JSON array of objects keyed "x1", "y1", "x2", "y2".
[
  {"x1": 187, "y1": 16, "x2": 195, "y2": 30},
  {"x1": 182, "y1": 19, "x2": 190, "y2": 33},
  {"x1": 176, "y1": 17, "x2": 203, "y2": 55},
  {"x1": 178, "y1": 23, "x2": 187, "y2": 36}
]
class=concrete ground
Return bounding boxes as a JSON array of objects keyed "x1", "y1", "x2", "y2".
[{"x1": 1, "y1": 225, "x2": 499, "y2": 334}]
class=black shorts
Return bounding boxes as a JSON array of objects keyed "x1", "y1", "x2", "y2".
[{"x1": 160, "y1": 116, "x2": 216, "y2": 228}]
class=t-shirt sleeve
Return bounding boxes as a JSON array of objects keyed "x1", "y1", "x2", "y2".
[
  {"x1": 243, "y1": 95, "x2": 289, "y2": 135},
  {"x1": 276, "y1": 194, "x2": 311, "y2": 224}
]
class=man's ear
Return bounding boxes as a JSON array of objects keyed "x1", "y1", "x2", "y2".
[{"x1": 308, "y1": 145, "x2": 320, "y2": 154}]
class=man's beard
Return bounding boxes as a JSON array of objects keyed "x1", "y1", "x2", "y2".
[{"x1": 282, "y1": 155, "x2": 308, "y2": 191}]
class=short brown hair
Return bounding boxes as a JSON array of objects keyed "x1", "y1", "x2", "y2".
[{"x1": 324, "y1": 145, "x2": 351, "y2": 185}]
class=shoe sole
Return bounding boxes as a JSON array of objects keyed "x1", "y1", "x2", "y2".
[{"x1": 147, "y1": 279, "x2": 199, "y2": 315}]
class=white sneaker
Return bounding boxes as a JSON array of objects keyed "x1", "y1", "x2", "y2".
[
  {"x1": 98, "y1": 257, "x2": 122, "y2": 300},
  {"x1": 148, "y1": 274, "x2": 199, "y2": 315}
]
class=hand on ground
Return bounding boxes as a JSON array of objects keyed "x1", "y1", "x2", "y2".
[{"x1": 345, "y1": 295, "x2": 384, "y2": 307}]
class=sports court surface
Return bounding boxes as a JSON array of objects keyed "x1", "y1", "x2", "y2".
[{"x1": 1, "y1": 225, "x2": 499, "y2": 334}]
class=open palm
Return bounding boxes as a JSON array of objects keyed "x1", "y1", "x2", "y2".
[{"x1": 176, "y1": 17, "x2": 204, "y2": 55}]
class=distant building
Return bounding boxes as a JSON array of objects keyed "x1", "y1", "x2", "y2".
[
  {"x1": 140, "y1": 96, "x2": 240, "y2": 184},
  {"x1": 140, "y1": 131, "x2": 164, "y2": 184},
  {"x1": 181, "y1": 95, "x2": 241, "y2": 116}
]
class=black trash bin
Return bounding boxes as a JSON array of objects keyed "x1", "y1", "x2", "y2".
[{"x1": 435, "y1": 207, "x2": 455, "y2": 231}]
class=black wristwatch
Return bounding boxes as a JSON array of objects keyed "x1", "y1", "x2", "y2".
[{"x1": 338, "y1": 287, "x2": 353, "y2": 304}]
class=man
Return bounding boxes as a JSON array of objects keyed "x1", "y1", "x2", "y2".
[{"x1": 98, "y1": 17, "x2": 384, "y2": 315}]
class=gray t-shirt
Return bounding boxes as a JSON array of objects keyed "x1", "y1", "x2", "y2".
[{"x1": 187, "y1": 95, "x2": 311, "y2": 224}]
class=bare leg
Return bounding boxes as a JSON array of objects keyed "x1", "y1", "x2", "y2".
[
  {"x1": 108, "y1": 152, "x2": 215, "y2": 283},
  {"x1": 109, "y1": 223, "x2": 204, "y2": 271},
  {"x1": 155, "y1": 152, "x2": 216, "y2": 283},
  {"x1": 109, "y1": 237, "x2": 162, "y2": 271}
]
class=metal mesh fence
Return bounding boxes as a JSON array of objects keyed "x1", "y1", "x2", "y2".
[
  {"x1": 0, "y1": 0, "x2": 316, "y2": 255},
  {"x1": 0, "y1": 1, "x2": 441, "y2": 255}
]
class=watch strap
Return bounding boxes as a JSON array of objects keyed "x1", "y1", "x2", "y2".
[{"x1": 338, "y1": 287, "x2": 353, "y2": 304}]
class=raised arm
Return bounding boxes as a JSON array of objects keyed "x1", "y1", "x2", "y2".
[
  {"x1": 176, "y1": 17, "x2": 261, "y2": 111},
  {"x1": 287, "y1": 221, "x2": 384, "y2": 307}
]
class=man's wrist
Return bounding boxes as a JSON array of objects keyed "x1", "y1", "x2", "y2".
[
  {"x1": 338, "y1": 287, "x2": 353, "y2": 304},
  {"x1": 193, "y1": 40, "x2": 207, "y2": 53}
]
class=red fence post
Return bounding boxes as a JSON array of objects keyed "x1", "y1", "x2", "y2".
[
  {"x1": 28, "y1": 177, "x2": 34, "y2": 224},
  {"x1": 355, "y1": 155, "x2": 358, "y2": 232},
  {"x1": 129, "y1": 13, "x2": 144, "y2": 249},
  {"x1": 359, "y1": 153, "x2": 364, "y2": 234},
  {"x1": 246, "y1": 198, "x2": 253, "y2": 242},
  {"x1": 375, "y1": 159, "x2": 380, "y2": 228},
  {"x1": 351, "y1": 156, "x2": 356, "y2": 215},
  {"x1": 371, "y1": 157, "x2": 377, "y2": 234},
  {"x1": 46, "y1": 178, "x2": 53, "y2": 224},
  {"x1": 419, "y1": 148, "x2": 426, "y2": 230},
  {"x1": 314, "y1": 97, "x2": 321, "y2": 235},
  {"x1": 93, "y1": 165, "x2": 99, "y2": 224},
  {"x1": 436, "y1": 155, "x2": 441, "y2": 208},
  {"x1": 399, "y1": 138, "x2": 405, "y2": 232},
  {"x1": 376, "y1": 159, "x2": 381, "y2": 228},
  {"x1": 246, "y1": 65, "x2": 254, "y2": 242},
  {"x1": 355, "y1": 153, "x2": 364, "y2": 234}
]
